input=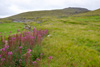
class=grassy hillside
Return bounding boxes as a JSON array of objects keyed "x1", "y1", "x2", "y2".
[
  {"x1": 67, "y1": 8, "x2": 100, "y2": 23},
  {"x1": 0, "y1": 8, "x2": 100, "y2": 66},
  {"x1": 73, "y1": 9, "x2": 100, "y2": 16},
  {"x1": 0, "y1": 7, "x2": 89, "y2": 22},
  {"x1": 0, "y1": 23, "x2": 24, "y2": 36},
  {"x1": 28, "y1": 16, "x2": 100, "y2": 67}
]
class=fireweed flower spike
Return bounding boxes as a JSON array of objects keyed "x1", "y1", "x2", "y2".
[
  {"x1": 5, "y1": 45, "x2": 9, "y2": 49},
  {"x1": 0, "y1": 28, "x2": 48, "y2": 66},
  {"x1": 36, "y1": 58, "x2": 40, "y2": 61},
  {"x1": 19, "y1": 59, "x2": 22, "y2": 62},
  {"x1": 2, "y1": 48, "x2": 5, "y2": 51},
  {"x1": 33, "y1": 61, "x2": 37, "y2": 64},
  {"x1": 27, "y1": 49, "x2": 31, "y2": 53},
  {"x1": 0, "y1": 48, "x2": 5, "y2": 51},
  {"x1": 9, "y1": 31, "x2": 12, "y2": 33},
  {"x1": 48, "y1": 56, "x2": 53, "y2": 59},
  {"x1": 19, "y1": 46, "x2": 22, "y2": 49},
  {"x1": 1, "y1": 58, "x2": 5, "y2": 61},
  {"x1": 17, "y1": 29, "x2": 19, "y2": 32},
  {"x1": 8, "y1": 51, "x2": 13, "y2": 55},
  {"x1": 40, "y1": 53, "x2": 43, "y2": 56}
]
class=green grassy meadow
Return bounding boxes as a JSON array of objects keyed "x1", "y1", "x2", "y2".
[
  {"x1": 40, "y1": 16, "x2": 100, "y2": 67},
  {"x1": 0, "y1": 15, "x2": 100, "y2": 67},
  {"x1": 0, "y1": 8, "x2": 100, "y2": 67},
  {"x1": 0, "y1": 23, "x2": 24, "y2": 36}
]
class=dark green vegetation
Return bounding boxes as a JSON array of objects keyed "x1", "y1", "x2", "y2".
[{"x1": 0, "y1": 7, "x2": 100, "y2": 67}]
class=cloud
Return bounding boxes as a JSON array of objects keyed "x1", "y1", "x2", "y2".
[{"x1": 0, "y1": 0, "x2": 100, "y2": 18}]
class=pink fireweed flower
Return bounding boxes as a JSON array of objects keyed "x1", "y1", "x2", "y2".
[
  {"x1": 19, "y1": 59, "x2": 22, "y2": 62},
  {"x1": 24, "y1": 37, "x2": 27, "y2": 39},
  {"x1": 13, "y1": 37, "x2": 16, "y2": 40},
  {"x1": 33, "y1": 28, "x2": 36, "y2": 32},
  {"x1": 5, "y1": 45, "x2": 9, "y2": 49},
  {"x1": 32, "y1": 61, "x2": 37, "y2": 64},
  {"x1": 38, "y1": 34, "x2": 41, "y2": 38},
  {"x1": 9, "y1": 31, "x2": 12, "y2": 33},
  {"x1": 41, "y1": 38, "x2": 43, "y2": 40},
  {"x1": 48, "y1": 56, "x2": 53, "y2": 59},
  {"x1": 27, "y1": 49, "x2": 31, "y2": 52},
  {"x1": 36, "y1": 58, "x2": 40, "y2": 61},
  {"x1": 0, "y1": 35, "x2": 2, "y2": 37},
  {"x1": 8, "y1": 51, "x2": 13, "y2": 55},
  {"x1": 0, "y1": 48, "x2": 5, "y2": 51},
  {"x1": 2, "y1": 48, "x2": 5, "y2": 51},
  {"x1": 17, "y1": 29, "x2": 19, "y2": 32},
  {"x1": 0, "y1": 55, "x2": 1, "y2": 58},
  {"x1": 27, "y1": 32, "x2": 30, "y2": 34},
  {"x1": 40, "y1": 53, "x2": 43, "y2": 56},
  {"x1": 1, "y1": 58, "x2": 5, "y2": 61},
  {"x1": 31, "y1": 36, "x2": 34, "y2": 39},
  {"x1": 19, "y1": 46, "x2": 22, "y2": 49}
]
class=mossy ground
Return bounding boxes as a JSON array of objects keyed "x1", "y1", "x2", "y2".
[
  {"x1": 0, "y1": 15, "x2": 100, "y2": 67},
  {"x1": 0, "y1": 23, "x2": 24, "y2": 36}
]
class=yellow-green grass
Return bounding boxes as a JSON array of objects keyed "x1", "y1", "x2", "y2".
[
  {"x1": 0, "y1": 16, "x2": 100, "y2": 67},
  {"x1": 28, "y1": 16, "x2": 100, "y2": 67},
  {"x1": 68, "y1": 16, "x2": 100, "y2": 22},
  {"x1": 6, "y1": 8, "x2": 89, "y2": 20},
  {"x1": 0, "y1": 23, "x2": 24, "y2": 36}
]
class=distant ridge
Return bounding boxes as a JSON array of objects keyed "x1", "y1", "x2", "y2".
[
  {"x1": 64, "y1": 7, "x2": 89, "y2": 11},
  {"x1": 6, "y1": 7, "x2": 89, "y2": 19},
  {"x1": 0, "y1": 7, "x2": 90, "y2": 23},
  {"x1": 73, "y1": 8, "x2": 100, "y2": 16}
]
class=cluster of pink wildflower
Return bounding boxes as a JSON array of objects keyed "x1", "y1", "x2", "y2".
[{"x1": 0, "y1": 28, "x2": 48, "y2": 66}]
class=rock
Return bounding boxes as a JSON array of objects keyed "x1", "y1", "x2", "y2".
[
  {"x1": 13, "y1": 20, "x2": 23, "y2": 22},
  {"x1": 47, "y1": 35, "x2": 51, "y2": 37},
  {"x1": 24, "y1": 24, "x2": 32, "y2": 31},
  {"x1": 37, "y1": 21, "x2": 41, "y2": 24},
  {"x1": 0, "y1": 22, "x2": 2, "y2": 24},
  {"x1": 13, "y1": 19, "x2": 34, "y2": 23}
]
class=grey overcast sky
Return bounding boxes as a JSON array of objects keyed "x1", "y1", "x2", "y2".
[{"x1": 0, "y1": 0, "x2": 100, "y2": 18}]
